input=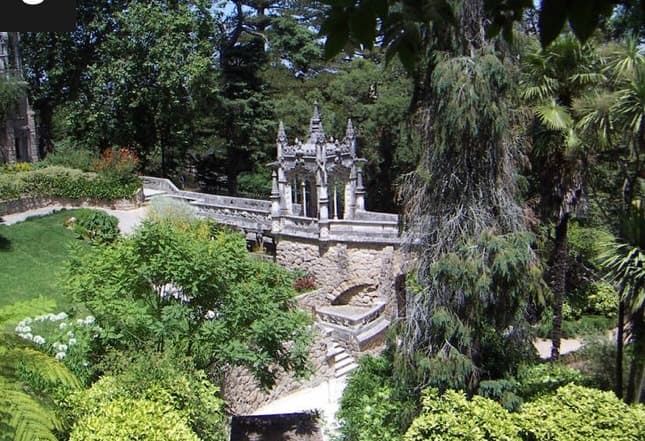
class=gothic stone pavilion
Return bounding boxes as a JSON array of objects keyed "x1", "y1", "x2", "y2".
[{"x1": 268, "y1": 104, "x2": 373, "y2": 239}]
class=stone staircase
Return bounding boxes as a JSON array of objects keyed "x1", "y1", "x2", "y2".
[
  {"x1": 317, "y1": 302, "x2": 390, "y2": 352},
  {"x1": 327, "y1": 342, "x2": 359, "y2": 379}
]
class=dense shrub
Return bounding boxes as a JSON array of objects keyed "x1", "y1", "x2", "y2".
[
  {"x1": 338, "y1": 354, "x2": 418, "y2": 441},
  {"x1": 0, "y1": 166, "x2": 140, "y2": 201},
  {"x1": 515, "y1": 363, "x2": 589, "y2": 400},
  {"x1": 518, "y1": 384, "x2": 645, "y2": 440},
  {"x1": 404, "y1": 384, "x2": 645, "y2": 441},
  {"x1": 575, "y1": 336, "x2": 628, "y2": 392},
  {"x1": 69, "y1": 397, "x2": 199, "y2": 441},
  {"x1": 585, "y1": 281, "x2": 618, "y2": 317},
  {"x1": 405, "y1": 389, "x2": 520, "y2": 441},
  {"x1": 71, "y1": 351, "x2": 228, "y2": 441},
  {"x1": 70, "y1": 209, "x2": 120, "y2": 244},
  {"x1": 537, "y1": 312, "x2": 615, "y2": 338},
  {"x1": 148, "y1": 196, "x2": 197, "y2": 226},
  {"x1": 62, "y1": 218, "x2": 311, "y2": 386},
  {"x1": 41, "y1": 142, "x2": 98, "y2": 172}
]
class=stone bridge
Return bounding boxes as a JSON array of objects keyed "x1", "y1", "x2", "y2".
[{"x1": 142, "y1": 105, "x2": 405, "y2": 354}]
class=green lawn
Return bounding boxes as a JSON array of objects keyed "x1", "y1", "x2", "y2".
[{"x1": 0, "y1": 210, "x2": 82, "y2": 310}]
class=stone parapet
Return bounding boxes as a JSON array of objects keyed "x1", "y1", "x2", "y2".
[{"x1": 0, "y1": 192, "x2": 144, "y2": 216}]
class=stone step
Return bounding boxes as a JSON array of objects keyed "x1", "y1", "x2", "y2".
[
  {"x1": 335, "y1": 355, "x2": 355, "y2": 371},
  {"x1": 335, "y1": 360, "x2": 359, "y2": 378},
  {"x1": 327, "y1": 342, "x2": 345, "y2": 358}
]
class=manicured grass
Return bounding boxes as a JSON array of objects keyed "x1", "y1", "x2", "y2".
[{"x1": 0, "y1": 210, "x2": 82, "y2": 310}]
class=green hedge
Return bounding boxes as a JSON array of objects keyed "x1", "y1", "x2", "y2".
[
  {"x1": 405, "y1": 384, "x2": 645, "y2": 441},
  {"x1": 0, "y1": 166, "x2": 140, "y2": 201}
]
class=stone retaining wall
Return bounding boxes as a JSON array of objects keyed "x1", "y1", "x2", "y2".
[
  {"x1": 276, "y1": 238, "x2": 403, "y2": 316},
  {"x1": 221, "y1": 326, "x2": 334, "y2": 415},
  {"x1": 0, "y1": 191, "x2": 144, "y2": 216}
]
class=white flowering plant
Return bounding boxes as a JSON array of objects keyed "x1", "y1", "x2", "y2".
[{"x1": 15, "y1": 312, "x2": 102, "y2": 385}]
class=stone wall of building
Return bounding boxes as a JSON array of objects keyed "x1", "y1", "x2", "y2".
[
  {"x1": 275, "y1": 238, "x2": 403, "y2": 315},
  {"x1": 221, "y1": 326, "x2": 334, "y2": 415}
]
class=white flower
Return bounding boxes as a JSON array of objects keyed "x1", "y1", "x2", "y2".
[
  {"x1": 59, "y1": 322, "x2": 68, "y2": 330},
  {"x1": 77, "y1": 319, "x2": 85, "y2": 325},
  {"x1": 52, "y1": 342, "x2": 67, "y2": 351},
  {"x1": 15, "y1": 324, "x2": 32, "y2": 334},
  {"x1": 33, "y1": 335, "x2": 46, "y2": 345},
  {"x1": 84, "y1": 316, "x2": 95, "y2": 325},
  {"x1": 52, "y1": 312, "x2": 68, "y2": 322},
  {"x1": 20, "y1": 333, "x2": 33, "y2": 341},
  {"x1": 67, "y1": 331, "x2": 75, "y2": 338},
  {"x1": 55, "y1": 352, "x2": 66, "y2": 360},
  {"x1": 205, "y1": 310, "x2": 216, "y2": 320},
  {"x1": 68, "y1": 338, "x2": 77, "y2": 346}
]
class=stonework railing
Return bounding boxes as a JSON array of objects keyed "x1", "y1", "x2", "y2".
[{"x1": 142, "y1": 176, "x2": 401, "y2": 244}]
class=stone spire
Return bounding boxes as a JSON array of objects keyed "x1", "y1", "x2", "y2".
[
  {"x1": 308, "y1": 102, "x2": 325, "y2": 143},
  {"x1": 345, "y1": 118, "x2": 355, "y2": 140},
  {"x1": 345, "y1": 118, "x2": 356, "y2": 156},
  {"x1": 276, "y1": 121, "x2": 287, "y2": 159},
  {"x1": 276, "y1": 121, "x2": 287, "y2": 144}
]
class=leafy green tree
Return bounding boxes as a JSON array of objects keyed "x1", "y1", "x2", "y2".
[
  {"x1": 0, "y1": 73, "x2": 26, "y2": 123},
  {"x1": 318, "y1": 0, "x2": 543, "y2": 398},
  {"x1": 67, "y1": 1, "x2": 215, "y2": 177},
  {"x1": 62, "y1": 217, "x2": 310, "y2": 386},
  {"x1": 20, "y1": 0, "x2": 134, "y2": 153}
]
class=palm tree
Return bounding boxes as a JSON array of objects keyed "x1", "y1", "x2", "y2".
[
  {"x1": 602, "y1": 206, "x2": 645, "y2": 403},
  {"x1": 592, "y1": 36, "x2": 645, "y2": 403},
  {"x1": 521, "y1": 34, "x2": 605, "y2": 359}
]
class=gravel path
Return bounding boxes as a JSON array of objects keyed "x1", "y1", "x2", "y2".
[
  {"x1": 534, "y1": 337, "x2": 585, "y2": 359},
  {"x1": 1, "y1": 204, "x2": 150, "y2": 234}
]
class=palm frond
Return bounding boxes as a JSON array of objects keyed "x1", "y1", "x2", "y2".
[
  {"x1": 600, "y1": 206, "x2": 645, "y2": 312},
  {"x1": 603, "y1": 35, "x2": 645, "y2": 85},
  {"x1": 0, "y1": 378, "x2": 60, "y2": 441},
  {"x1": 535, "y1": 100, "x2": 573, "y2": 131},
  {"x1": 574, "y1": 92, "x2": 615, "y2": 149},
  {"x1": 611, "y1": 64, "x2": 645, "y2": 135}
]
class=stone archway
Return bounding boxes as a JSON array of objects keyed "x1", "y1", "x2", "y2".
[{"x1": 326, "y1": 279, "x2": 379, "y2": 307}]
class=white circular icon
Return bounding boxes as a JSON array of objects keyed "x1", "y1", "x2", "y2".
[{"x1": 22, "y1": 0, "x2": 46, "y2": 5}]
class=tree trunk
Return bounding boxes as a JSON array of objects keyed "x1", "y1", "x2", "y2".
[
  {"x1": 551, "y1": 214, "x2": 569, "y2": 360},
  {"x1": 616, "y1": 298, "x2": 625, "y2": 398},
  {"x1": 626, "y1": 304, "x2": 645, "y2": 403}
]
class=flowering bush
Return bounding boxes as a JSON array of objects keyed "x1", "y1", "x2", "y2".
[
  {"x1": 94, "y1": 148, "x2": 139, "y2": 184},
  {"x1": 15, "y1": 312, "x2": 102, "y2": 384},
  {"x1": 0, "y1": 162, "x2": 32, "y2": 173},
  {"x1": 294, "y1": 274, "x2": 316, "y2": 292}
]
